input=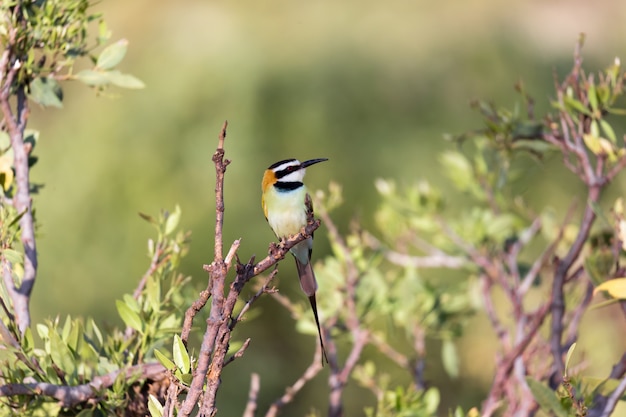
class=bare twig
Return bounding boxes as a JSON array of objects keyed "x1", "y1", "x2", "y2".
[
  {"x1": 223, "y1": 338, "x2": 252, "y2": 368},
  {"x1": 550, "y1": 186, "x2": 600, "y2": 382},
  {"x1": 600, "y1": 375, "x2": 626, "y2": 417},
  {"x1": 176, "y1": 122, "x2": 322, "y2": 417},
  {"x1": 243, "y1": 373, "x2": 260, "y2": 417},
  {"x1": 265, "y1": 347, "x2": 324, "y2": 417}
]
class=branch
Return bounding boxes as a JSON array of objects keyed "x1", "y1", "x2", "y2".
[
  {"x1": 178, "y1": 121, "x2": 230, "y2": 417},
  {"x1": 0, "y1": 362, "x2": 165, "y2": 408},
  {"x1": 550, "y1": 186, "x2": 600, "y2": 381},
  {"x1": 242, "y1": 373, "x2": 260, "y2": 417},
  {"x1": 0, "y1": 29, "x2": 36, "y2": 334},
  {"x1": 265, "y1": 347, "x2": 324, "y2": 417}
]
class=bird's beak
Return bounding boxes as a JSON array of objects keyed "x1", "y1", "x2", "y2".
[{"x1": 300, "y1": 158, "x2": 328, "y2": 169}]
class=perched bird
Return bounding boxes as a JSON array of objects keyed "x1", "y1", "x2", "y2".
[{"x1": 261, "y1": 158, "x2": 329, "y2": 364}]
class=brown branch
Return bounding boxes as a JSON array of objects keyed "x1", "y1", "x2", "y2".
[
  {"x1": 0, "y1": 362, "x2": 165, "y2": 408},
  {"x1": 230, "y1": 271, "x2": 278, "y2": 330},
  {"x1": 178, "y1": 122, "x2": 230, "y2": 417},
  {"x1": 243, "y1": 373, "x2": 260, "y2": 417},
  {"x1": 482, "y1": 302, "x2": 551, "y2": 416},
  {"x1": 265, "y1": 347, "x2": 324, "y2": 417},
  {"x1": 223, "y1": 338, "x2": 251, "y2": 368},
  {"x1": 133, "y1": 241, "x2": 168, "y2": 300},
  {"x1": 177, "y1": 122, "x2": 322, "y2": 417},
  {"x1": 550, "y1": 185, "x2": 600, "y2": 382},
  {"x1": 0, "y1": 28, "x2": 36, "y2": 334}
]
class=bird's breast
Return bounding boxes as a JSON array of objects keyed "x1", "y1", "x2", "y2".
[{"x1": 265, "y1": 187, "x2": 308, "y2": 238}]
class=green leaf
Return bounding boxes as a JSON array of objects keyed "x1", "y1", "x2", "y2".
[
  {"x1": 440, "y1": 151, "x2": 474, "y2": 191},
  {"x1": 75, "y1": 69, "x2": 111, "y2": 87},
  {"x1": 116, "y1": 299, "x2": 143, "y2": 333},
  {"x1": 148, "y1": 394, "x2": 164, "y2": 417},
  {"x1": 105, "y1": 70, "x2": 145, "y2": 89},
  {"x1": 564, "y1": 342, "x2": 576, "y2": 377},
  {"x1": 588, "y1": 81, "x2": 598, "y2": 112},
  {"x1": 599, "y1": 119, "x2": 617, "y2": 143},
  {"x1": 2, "y1": 249, "x2": 23, "y2": 265},
  {"x1": 164, "y1": 205, "x2": 181, "y2": 236},
  {"x1": 563, "y1": 95, "x2": 591, "y2": 116},
  {"x1": 441, "y1": 339, "x2": 460, "y2": 379},
  {"x1": 88, "y1": 318, "x2": 103, "y2": 348},
  {"x1": 173, "y1": 334, "x2": 190, "y2": 373},
  {"x1": 606, "y1": 107, "x2": 626, "y2": 116},
  {"x1": 422, "y1": 387, "x2": 441, "y2": 414},
  {"x1": 526, "y1": 377, "x2": 568, "y2": 417},
  {"x1": 97, "y1": 39, "x2": 128, "y2": 70},
  {"x1": 28, "y1": 77, "x2": 63, "y2": 108},
  {"x1": 146, "y1": 274, "x2": 161, "y2": 313},
  {"x1": 154, "y1": 348, "x2": 176, "y2": 370},
  {"x1": 49, "y1": 330, "x2": 77, "y2": 377}
]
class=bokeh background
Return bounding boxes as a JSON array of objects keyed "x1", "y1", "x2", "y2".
[{"x1": 26, "y1": 0, "x2": 626, "y2": 415}]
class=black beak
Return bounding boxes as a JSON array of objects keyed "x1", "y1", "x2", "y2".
[{"x1": 300, "y1": 158, "x2": 328, "y2": 169}]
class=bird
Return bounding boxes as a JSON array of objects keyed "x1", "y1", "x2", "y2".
[{"x1": 261, "y1": 157, "x2": 329, "y2": 365}]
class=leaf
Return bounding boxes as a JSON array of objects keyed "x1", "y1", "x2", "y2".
[
  {"x1": 164, "y1": 205, "x2": 181, "y2": 236},
  {"x1": 75, "y1": 69, "x2": 111, "y2": 87},
  {"x1": 2, "y1": 249, "x2": 23, "y2": 265},
  {"x1": 147, "y1": 394, "x2": 164, "y2": 417},
  {"x1": 105, "y1": 70, "x2": 145, "y2": 89},
  {"x1": 599, "y1": 119, "x2": 617, "y2": 143},
  {"x1": 139, "y1": 212, "x2": 157, "y2": 224},
  {"x1": 588, "y1": 81, "x2": 598, "y2": 112},
  {"x1": 526, "y1": 377, "x2": 568, "y2": 417},
  {"x1": 563, "y1": 95, "x2": 591, "y2": 116},
  {"x1": 583, "y1": 134, "x2": 602, "y2": 154},
  {"x1": 146, "y1": 274, "x2": 161, "y2": 313},
  {"x1": 564, "y1": 342, "x2": 576, "y2": 377},
  {"x1": 154, "y1": 348, "x2": 176, "y2": 370},
  {"x1": 441, "y1": 339, "x2": 460, "y2": 379},
  {"x1": 49, "y1": 330, "x2": 77, "y2": 377},
  {"x1": 116, "y1": 300, "x2": 143, "y2": 333},
  {"x1": 28, "y1": 77, "x2": 63, "y2": 108},
  {"x1": 594, "y1": 278, "x2": 626, "y2": 299},
  {"x1": 440, "y1": 151, "x2": 474, "y2": 191},
  {"x1": 173, "y1": 334, "x2": 190, "y2": 373},
  {"x1": 97, "y1": 39, "x2": 128, "y2": 70}
]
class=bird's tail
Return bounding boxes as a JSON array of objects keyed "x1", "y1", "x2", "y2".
[{"x1": 295, "y1": 258, "x2": 329, "y2": 365}]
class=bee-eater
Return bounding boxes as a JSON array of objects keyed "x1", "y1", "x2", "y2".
[{"x1": 261, "y1": 158, "x2": 328, "y2": 364}]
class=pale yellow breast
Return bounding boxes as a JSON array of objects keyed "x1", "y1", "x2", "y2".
[{"x1": 264, "y1": 186, "x2": 308, "y2": 238}]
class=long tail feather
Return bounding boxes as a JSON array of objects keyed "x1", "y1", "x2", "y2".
[
  {"x1": 308, "y1": 294, "x2": 329, "y2": 365},
  {"x1": 295, "y1": 257, "x2": 328, "y2": 366}
]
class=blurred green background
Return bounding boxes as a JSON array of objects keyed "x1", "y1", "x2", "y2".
[{"x1": 27, "y1": 0, "x2": 626, "y2": 415}]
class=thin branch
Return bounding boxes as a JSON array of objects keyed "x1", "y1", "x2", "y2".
[
  {"x1": 363, "y1": 231, "x2": 467, "y2": 269},
  {"x1": 550, "y1": 186, "x2": 600, "y2": 381},
  {"x1": 230, "y1": 271, "x2": 278, "y2": 330},
  {"x1": 133, "y1": 242, "x2": 168, "y2": 300},
  {"x1": 0, "y1": 362, "x2": 165, "y2": 408},
  {"x1": 369, "y1": 332, "x2": 409, "y2": 369},
  {"x1": 213, "y1": 121, "x2": 229, "y2": 263},
  {"x1": 600, "y1": 374, "x2": 626, "y2": 417},
  {"x1": 223, "y1": 338, "x2": 251, "y2": 368},
  {"x1": 242, "y1": 373, "x2": 260, "y2": 417},
  {"x1": 265, "y1": 347, "x2": 324, "y2": 417}
]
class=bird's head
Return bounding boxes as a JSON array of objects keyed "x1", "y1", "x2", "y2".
[{"x1": 262, "y1": 158, "x2": 327, "y2": 191}]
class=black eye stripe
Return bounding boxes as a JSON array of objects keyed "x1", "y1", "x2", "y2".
[
  {"x1": 275, "y1": 165, "x2": 299, "y2": 179},
  {"x1": 268, "y1": 159, "x2": 297, "y2": 170}
]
